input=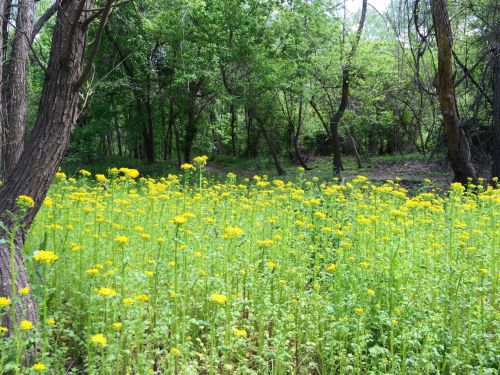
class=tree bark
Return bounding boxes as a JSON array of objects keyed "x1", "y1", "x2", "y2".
[
  {"x1": 2, "y1": 0, "x2": 35, "y2": 178},
  {"x1": 184, "y1": 78, "x2": 204, "y2": 162},
  {"x1": 292, "y1": 97, "x2": 310, "y2": 169},
  {"x1": 0, "y1": 0, "x2": 6, "y2": 175},
  {"x1": 0, "y1": 0, "x2": 113, "y2": 334},
  {"x1": 431, "y1": 0, "x2": 476, "y2": 183},
  {"x1": 230, "y1": 103, "x2": 237, "y2": 156},
  {"x1": 260, "y1": 122, "x2": 285, "y2": 175},
  {"x1": 492, "y1": 42, "x2": 500, "y2": 179},
  {"x1": 329, "y1": 0, "x2": 367, "y2": 175}
]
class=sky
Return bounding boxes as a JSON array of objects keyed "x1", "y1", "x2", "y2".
[{"x1": 346, "y1": 0, "x2": 391, "y2": 13}]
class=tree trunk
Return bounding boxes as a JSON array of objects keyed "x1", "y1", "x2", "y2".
[
  {"x1": 261, "y1": 122, "x2": 285, "y2": 175},
  {"x1": 329, "y1": 0, "x2": 367, "y2": 175},
  {"x1": 292, "y1": 97, "x2": 310, "y2": 170},
  {"x1": 144, "y1": 78, "x2": 155, "y2": 163},
  {"x1": 2, "y1": 0, "x2": 35, "y2": 178},
  {"x1": 184, "y1": 105, "x2": 196, "y2": 163},
  {"x1": 173, "y1": 118, "x2": 182, "y2": 167},
  {"x1": 230, "y1": 103, "x2": 237, "y2": 156},
  {"x1": 113, "y1": 100, "x2": 123, "y2": 157},
  {"x1": 183, "y1": 78, "x2": 204, "y2": 163},
  {"x1": 0, "y1": 0, "x2": 6, "y2": 175},
  {"x1": 348, "y1": 128, "x2": 362, "y2": 169},
  {"x1": 492, "y1": 42, "x2": 500, "y2": 179},
  {"x1": 431, "y1": 0, "x2": 476, "y2": 183},
  {"x1": 165, "y1": 98, "x2": 175, "y2": 161},
  {"x1": 0, "y1": 0, "x2": 111, "y2": 334}
]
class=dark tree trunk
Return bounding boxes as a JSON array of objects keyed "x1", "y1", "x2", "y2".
[
  {"x1": 492, "y1": 43, "x2": 500, "y2": 179},
  {"x1": 144, "y1": 78, "x2": 155, "y2": 163},
  {"x1": 329, "y1": 0, "x2": 367, "y2": 175},
  {"x1": 260, "y1": 122, "x2": 285, "y2": 175},
  {"x1": 292, "y1": 97, "x2": 310, "y2": 169},
  {"x1": 183, "y1": 78, "x2": 204, "y2": 163},
  {"x1": 230, "y1": 103, "x2": 237, "y2": 156},
  {"x1": 112, "y1": 99, "x2": 123, "y2": 157},
  {"x1": 0, "y1": 0, "x2": 113, "y2": 334},
  {"x1": 184, "y1": 105, "x2": 196, "y2": 163},
  {"x1": 173, "y1": 117, "x2": 182, "y2": 167},
  {"x1": 348, "y1": 128, "x2": 362, "y2": 169},
  {"x1": 431, "y1": 0, "x2": 476, "y2": 183},
  {"x1": 0, "y1": 0, "x2": 6, "y2": 174},
  {"x1": 165, "y1": 98, "x2": 175, "y2": 161},
  {"x1": 2, "y1": 0, "x2": 35, "y2": 178}
]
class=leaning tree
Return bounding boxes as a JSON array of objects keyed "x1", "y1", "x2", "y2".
[
  {"x1": 0, "y1": 0, "x2": 116, "y2": 333},
  {"x1": 430, "y1": 0, "x2": 477, "y2": 183}
]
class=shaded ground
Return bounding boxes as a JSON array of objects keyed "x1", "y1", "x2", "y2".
[
  {"x1": 205, "y1": 154, "x2": 455, "y2": 187},
  {"x1": 65, "y1": 153, "x2": 492, "y2": 188}
]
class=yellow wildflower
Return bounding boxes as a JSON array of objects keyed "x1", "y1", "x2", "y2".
[
  {"x1": 91, "y1": 333, "x2": 107, "y2": 347},
  {"x1": 97, "y1": 287, "x2": 117, "y2": 297},
  {"x1": 16, "y1": 195, "x2": 35, "y2": 209},
  {"x1": 20, "y1": 320, "x2": 33, "y2": 330},
  {"x1": 32, "y1": 363, "x2": 46, "y2": 372},
  {"x1": 33, "y1": 250, "x2": 59, "y2": 264},
  {"x1": 0, "y1": 297, "x2": 10, "y2": 308},
  {"x1": 210, "y1": 293, "x2": 228, "y2": 304}
]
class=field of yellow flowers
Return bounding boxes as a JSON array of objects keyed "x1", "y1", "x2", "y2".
[{"x1": 1, "y1": 159, "x2": 498, "y2": 374}]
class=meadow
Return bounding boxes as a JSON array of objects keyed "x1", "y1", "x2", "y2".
[{"x1": 0, "y1": 159, "x2": 498, "y2": 374}]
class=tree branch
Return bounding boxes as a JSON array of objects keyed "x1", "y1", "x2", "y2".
[
  {"x1": 31, "y1": 1, "x2": 59, "y2": 44},
  {"x1": 76, "y1": 0, "x2": 115, "y2": 87}
]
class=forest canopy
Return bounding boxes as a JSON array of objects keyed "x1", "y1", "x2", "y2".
[{"x1": 1, "y1": 0, "x2": 497, "y2": 182}]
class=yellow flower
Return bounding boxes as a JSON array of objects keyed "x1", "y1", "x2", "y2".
[
  {"x1": 222, "y1": 226, "x2": 244, "y2": 239},
  {"x1": 20, "y1": 320, "x2": 33, "y2": 330},
  {"x1": 85, "y1": 268, "x2": 99, "y2": 275},
  {"x1": 97, "y1": 287, "x2": 117, "y2": 297},
  {"x1": 122, "y1": 298, "x2": 135, "y2": 305},
  {"x1": 355, "y1": 307, "x2": 364, "y2": 314},
  {"x1": 95, "y1": 174, "x2": 108, "y2": 183},
  {"x1": 91, "y1": 333, "x2": 107, "y2": 347},
  {"x1": 115, "y1": 235, "x2": 129, "y2": 245},
  {"x1": 32, "y1": 363, "x2": 46, "y2": 372},
  {"x1": 135, "y1": 294, "x2": 150, "y2": 302},
  {"x1": 19, "y1": 286, "x2": 30, "y2": 295},
  {"x1": 46, "y1": 319, "x2": 55, "y2": 325},
  {"x1": 0, "y1": 327, "x2": 7, "y2": 335},
  {"x1": 0, "y1": 297, "x2": 10, "y2": 308},
  {"x1": 180, "y1": 163, "x2": 196, "y2": 171},
  {"x1": 16, "y1": 195, "x2": 35, "y2": 209},
  {"x1": 119, "y1": 168, "x2": 139, "y2": 179},
  {"x1": 33, "y1": 250, "x2": 59, "y2": 264},
  {"x1": 210, "y1": 293, "x2": 227, "y2": 304},
  {"x1": 170, "y1": 347, "x2": 181, "y2": 356},
  {"x1": 173, "y1": 215, "x2": 187, "y2": 225},
  {"x1": 267, "y1": 260, "x2": 277, "y2": 270},
  {"x1": 44, "y1": 197, "x2": 53, "y2": 207},
  {"x1": 193, "y1": 155, "x2": 208, "y2": 166},
  {"x1": 326, "y1": 263, "x2": 336, "y2": 271},
  {"x1": 112, "y1": 322, "x2": 123, "y2": 329},
  {"x1": 367, "y1": 289, "x2": 376, "y2": 296},
  {"x1": 233, "y1": 328, "x2": 247, "y2": 337},
  {"x1": 79, "y1": 169, "x2": 91, "y2": 177},
  {"x1": 55, "y1": 171, "x2": 66, "y2": 180}
]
